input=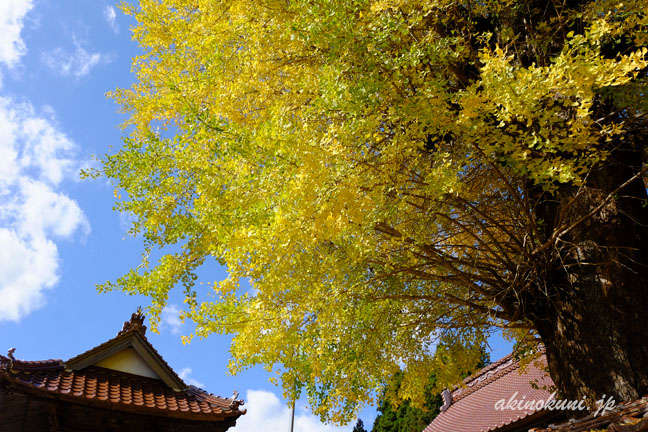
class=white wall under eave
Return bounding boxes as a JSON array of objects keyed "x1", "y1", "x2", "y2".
[{"x1": 95, "y1": 347, "x2": 161, "y2": 379}]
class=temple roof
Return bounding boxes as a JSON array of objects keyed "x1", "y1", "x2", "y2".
[
  {"x1": 0, "y1": 310, "x2": 245, "y2": 423},
  {"x1": 424, "y1": 353, "x2": 555, "y2": 432},
  {"x1": 64, "y1": 309, "x2": 186, "y2": 391}
]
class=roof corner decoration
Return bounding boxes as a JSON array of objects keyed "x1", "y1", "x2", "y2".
[
  {"x1": 227, "y1": 390, "x2": 244, "y2": 410},
  {"x1": 0, "y1": 347, "x2": 16, "y2": 371}
]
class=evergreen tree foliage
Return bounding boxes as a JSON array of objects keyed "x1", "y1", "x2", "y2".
[
  {"x1": 371, "y1": 372, "x2": 442, "y2": 432},
  {"x1": 371, "y1": 346, "x2": 488, "y2": 431},
  {"x1": 353, "y1": 418, "x2": 368, "y2": 432}
]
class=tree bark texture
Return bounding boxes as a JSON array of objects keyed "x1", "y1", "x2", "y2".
[{"x1": 528, "y1": 141, "x2": 648, "y2": 404}]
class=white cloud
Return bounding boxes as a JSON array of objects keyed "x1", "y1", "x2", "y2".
[
  {"x1": 18, "y1": 179, "x2": 88, "y2": 239},
  {"x1": 42, "y1": 37, "x2": 110, "y2": 79},
  {"x1": 103, "y1": 5, "x2": 118, "y2": 33},
  {"x1": 178, "y1": 367, "x2": 205, "y2": 388},
  {"x1": 161, "y1": 304, "x2": 184, "y2": 335},
  {"x1": 0, "y1": 96, "x2": 89, "y2": 322},
  {"x1": 0, "y1": 0, "x2": 34, "y2": 68},
  {"x1": 0, "y1": 230, "x2": 57, "y2": 321},
  {"x1": 232, "y1": 390, "x2": 353, "y2": 432}
]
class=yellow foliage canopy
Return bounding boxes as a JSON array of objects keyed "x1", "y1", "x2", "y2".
[{"x1": 93, "y1": 0, "x2": 648, "y2": 423}]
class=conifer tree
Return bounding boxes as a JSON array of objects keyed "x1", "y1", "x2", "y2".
[{"x1": 353, "y1": 418, "x2": 368, "y2": 432}]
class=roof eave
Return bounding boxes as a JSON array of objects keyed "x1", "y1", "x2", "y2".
[
  {"x1": 0, "y1": 373, "x2": 243, "y2": 422},
  {"x1": 65, "y1": 331, "x2": 186, "y2": 391}
]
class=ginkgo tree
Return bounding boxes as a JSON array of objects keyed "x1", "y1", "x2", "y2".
[{"x1": 92, "y1": 0, "x2": 648, "y2": 423}]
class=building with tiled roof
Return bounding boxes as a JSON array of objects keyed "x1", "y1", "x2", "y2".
[
  {"x1": 423, "y1": 352, "x2": 648, "y2": 432},
  {"x1": 423, "y1": 353, "x2": 564, "y2": 432},
  {"x1": 530, "y1": 396, "x2": 648, "y2": 431},
  {"x1": 0, "y1": 309, "x2": 245, "y2": 432}
]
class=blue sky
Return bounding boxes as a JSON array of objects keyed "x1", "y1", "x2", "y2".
[{"x1": 0, "y1": 2, "x2": 513, "y2": 431}]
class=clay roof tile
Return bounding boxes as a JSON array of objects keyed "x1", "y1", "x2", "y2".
[
  {"x1": 424, "y1": 354, "x2": 554, "y2": 432},
  {"x1": 0, "y1": 311, "x2": 246, "y2": 422}
]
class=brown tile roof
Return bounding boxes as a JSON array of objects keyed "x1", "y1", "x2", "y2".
[
  {"x1": 0, "y1": 310, "x2": 245, "y2": 423},
  {"x1": 424, "y1": 354, "x2": 555, "y2": 432},
  {"x1": 0, "y1": 357, "x2": 242, "y2": 421},
  {"x1": 532, "y1": 396, "x2": 648, "y2": 432},
  {"x1": 65, "y1": 309, "x2": 187, "y2": 391}
]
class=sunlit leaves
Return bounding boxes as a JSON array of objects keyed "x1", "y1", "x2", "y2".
[{"x1": 98, "y1": 0, "x2": 648, "y2": 423}]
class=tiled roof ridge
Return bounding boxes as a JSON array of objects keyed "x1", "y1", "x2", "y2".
[
  {"x1": 61, "y1": 312, "x2": 246, "y2": 411},
  {"x1": 461, "y1": 353, "x2": 516, "y2": 386},
  {"x1": 452, "y1": 359, "x2": 521, "y2": 402},
  {"x1": 65, "y1": 322, "x2": 187, "y2": 390},
  {"x1": 186, "y1": 385, "x2": 246, "y2": 410},
  {"x1": 0, "y1": 353, "x2": 64, "y2": 372},
  {"x1": 450, "y1": 348, "x2": 547, "y2": 402}
]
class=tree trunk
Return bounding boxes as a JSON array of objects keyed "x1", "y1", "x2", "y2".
[{"x1": 527, "y1": 144, "x2": 648, "y2": 405}]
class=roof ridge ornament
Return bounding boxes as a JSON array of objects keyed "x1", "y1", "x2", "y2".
[
  {"x1": 440, "y1": 389, "x2": 452, "y2": 413},
  {"x1": 0, "y1": 348, "x2": 16, "y2": 370},
  {"x1": 118, "y1": 307, "x2": 147, "y2": 336},
  {"x1": 229, "y1": 390, "x2": 245, "y2": 409}
]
